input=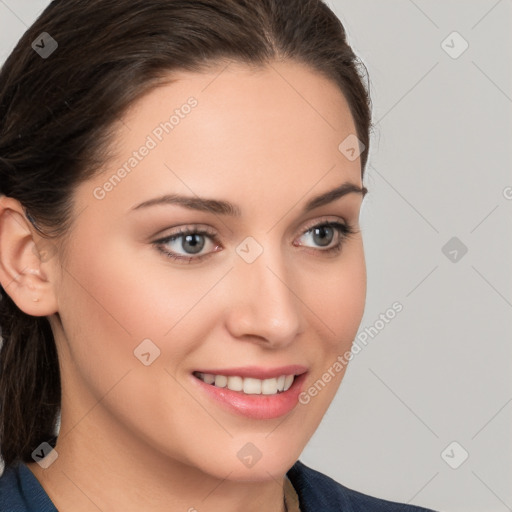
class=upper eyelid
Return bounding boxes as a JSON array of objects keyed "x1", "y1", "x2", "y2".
[
  {"x1": 152, "y1": 218, "x2": 352, "y2": 257},
  {"x1": 154, "y1": 215, "x2": 350, "y2": 240},
  {"x1": 152, "y1": 224, "x2": 217, "y2": 241},
  {"x1": 300, "y1": 216, "x2": 349, "y2": 233}
]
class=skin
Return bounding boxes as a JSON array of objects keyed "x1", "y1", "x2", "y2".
[{"x1": 0, "y1": 59, "x2": 366, "y2": 512}]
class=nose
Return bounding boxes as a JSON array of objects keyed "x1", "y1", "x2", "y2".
[{"x1": 224, "y1": 246, "x2": 305, "y2": 348}]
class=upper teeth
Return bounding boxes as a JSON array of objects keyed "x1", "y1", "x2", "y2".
[{"x1": 195, "y1": 373, "x2": 295, "y2": 395}]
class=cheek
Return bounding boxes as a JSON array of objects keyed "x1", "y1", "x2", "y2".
[
  {"x1": 293, "y1": 245, "x2": 366, "y2": 433},
  {"x1": 305, "y1": 241, "x2": 366, "y2": 352},
  {"x1": 337, "y1": 243, "x2": 366, "y2": 338},
  {"x1": 56, "y1": 233, "x2": 226, "y2": 376}
]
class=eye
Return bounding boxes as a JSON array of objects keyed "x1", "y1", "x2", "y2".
[
  {"x1": 152, "y1": 219, "x2": 358, "y2": 264},
  {"x1": 294, "y1": 219, "x2": 357, "y2": 255},
  {"x1": 153, "y1": 226, "x2": 221, "y2": 264}
]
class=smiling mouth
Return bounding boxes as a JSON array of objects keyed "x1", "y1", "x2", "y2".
[{"x1": 193, "y1": 371, "x2": 296, "y2": 395}]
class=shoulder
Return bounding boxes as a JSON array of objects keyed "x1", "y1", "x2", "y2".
[
  {"x1": 286, "y1": 460, "x2": 439, "y2": 512},
  {"x1": 0, "y1": 462, "x2": 57, "y2": 512},
  {"x1": 0, "y1": 464, "x2": 27, "y2": 511}
]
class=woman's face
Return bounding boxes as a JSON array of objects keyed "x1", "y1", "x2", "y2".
[{"x1": 48, "y1": 60, "x2": 366, "y2": 480}]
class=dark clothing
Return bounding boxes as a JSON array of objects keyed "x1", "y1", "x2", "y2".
[{"x1": 0, "y1": 459, "x2": 438, "y2": 511}]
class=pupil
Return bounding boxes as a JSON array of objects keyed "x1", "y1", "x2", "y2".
[
  {"x1": 313, "y1": 226, "x2": 333, "y2": 247},
  {"x1": 183, "y1": 234, "x2": 204, "y2": 254}
]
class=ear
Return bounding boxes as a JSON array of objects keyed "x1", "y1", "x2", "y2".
[{"x1": 0, "y1": 195, "x2": 59, "y2": 316}]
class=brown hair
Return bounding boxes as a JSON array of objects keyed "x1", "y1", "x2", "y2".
[{"x1": 0, "y1": 0, "x2": 372, "y2": 467}]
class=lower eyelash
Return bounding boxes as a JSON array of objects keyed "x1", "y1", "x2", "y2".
[
  {"x1": 154, "y1": 229, "x2": 218, "y2": 264},
  {"x1": 154, "y1": 222, "x2": 357, "y2": 263},
  {"x1": 157, "y1": 250, "x2": 201, "y2": 263}
]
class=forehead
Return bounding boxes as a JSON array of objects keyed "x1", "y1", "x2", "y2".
[{"x1": 80, "y1": 60, "x2": 362, "y2": 219}]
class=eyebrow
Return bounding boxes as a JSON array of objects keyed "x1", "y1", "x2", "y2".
[{"x1": 131, "y1": 181, "x2": 367, "y2": 216}]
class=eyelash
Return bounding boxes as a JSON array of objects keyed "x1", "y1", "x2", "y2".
[{"x1": 152, "y1": 219, "x2": 358, "y2": 264}]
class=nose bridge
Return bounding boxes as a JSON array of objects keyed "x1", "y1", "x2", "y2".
[{"x1": 225, "y1": 238, "x2": 304, "y2": 345}]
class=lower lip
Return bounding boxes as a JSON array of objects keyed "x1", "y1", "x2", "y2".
[{"x1": 191, "y1": 372, "x2": 308, "y2": 420}]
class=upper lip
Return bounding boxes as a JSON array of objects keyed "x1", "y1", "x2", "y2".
[{"x1": 193, "y1": 365, "x2": 308, "y2": 380}]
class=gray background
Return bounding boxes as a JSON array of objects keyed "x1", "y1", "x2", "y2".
[{"x1": 1, "y1": 1, "x2": 511, "y2": 511}]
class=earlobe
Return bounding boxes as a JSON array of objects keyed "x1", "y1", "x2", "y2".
[{"x1": 0, "y1": 196, "x2": 59, "y2": 316}]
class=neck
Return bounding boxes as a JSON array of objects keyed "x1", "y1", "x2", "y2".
[{"x1": 26, "y1": 408, "x2": 288, "y2": 512}]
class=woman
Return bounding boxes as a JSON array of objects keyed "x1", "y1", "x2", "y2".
[{"x1": 0, "y1": 0, "x2": 439, "y2": 510}]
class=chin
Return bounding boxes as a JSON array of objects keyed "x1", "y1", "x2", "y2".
[
  {"x1": 226, "y1": 436, "x2": 304, "y2": 481},
  {"x1": 182, "y1": 436, "x2": 304, "y2": 482},
  {"x1": 211, "y1": 457, "x2": 298, "y2": 483}
]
